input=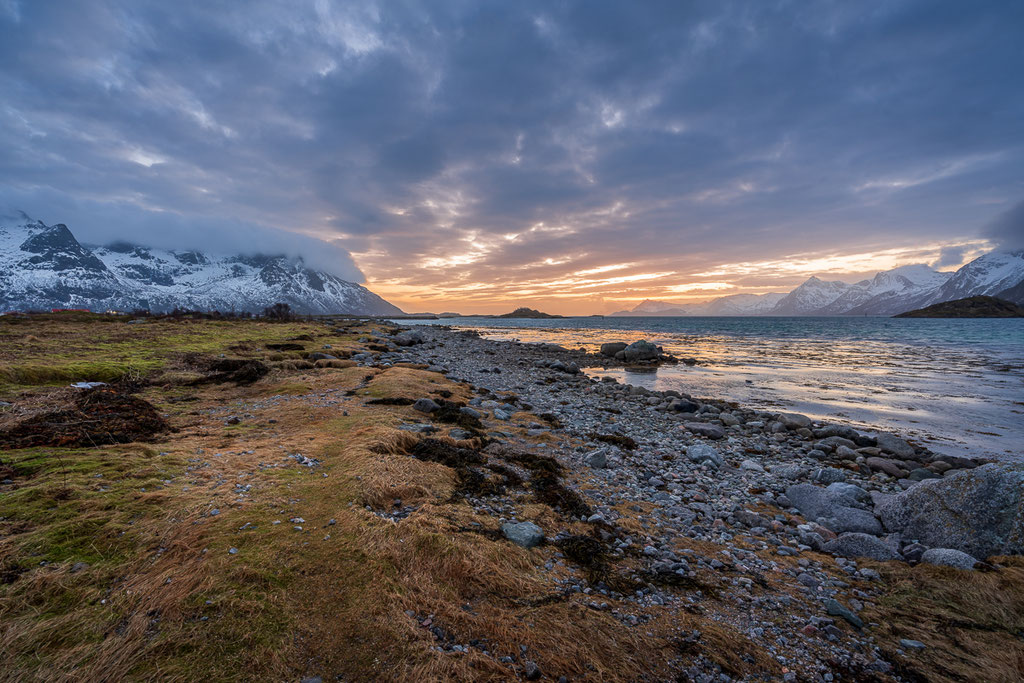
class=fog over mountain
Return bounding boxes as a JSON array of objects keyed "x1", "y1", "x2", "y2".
[{"x1": 0, "y1": 217, "x2": 401, "y2": 315}]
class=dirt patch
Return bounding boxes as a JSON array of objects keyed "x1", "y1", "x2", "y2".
[{"x1": 0, "y1": 388, "x2": 170, "y2": 449}]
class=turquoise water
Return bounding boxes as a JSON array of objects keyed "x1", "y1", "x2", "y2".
[{"x1": 398, "y1": 316, "x2": 1024, "y2": 461}]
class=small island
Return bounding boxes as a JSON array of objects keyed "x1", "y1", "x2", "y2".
[
  {"x1": 494, "y1": 307, "x2": 565, "y2": 319},
  {"x1": 894, "y1": 295, "x2": 1024, "y2": 318}
]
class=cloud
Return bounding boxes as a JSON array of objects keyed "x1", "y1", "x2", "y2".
[
  {"x1": 982, "y1": 199, "x2": 1024, "y2": 251},
  {"x1": 0, "y1": 0, "x2": 1021, "y2": 311},
  {"x1": 931, "y1": 245, "x2": 969, "y2": 269}
]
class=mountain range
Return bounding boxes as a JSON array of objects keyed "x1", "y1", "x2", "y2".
[
  {"x1": 612, "y1": 252, "x2": 1024, "y2": 316},
  {"x1": 0, "y1": 217, "x2": 403, "y2": 316}
]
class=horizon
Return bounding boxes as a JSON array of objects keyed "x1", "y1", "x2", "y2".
[{"x1": 2, "y1": 1, "x2": 1023, "y2": 315}]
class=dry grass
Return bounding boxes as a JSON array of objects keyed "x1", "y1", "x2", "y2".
[{"x1": 866, "y1": 558, "x2": 1024, "y2": 682}]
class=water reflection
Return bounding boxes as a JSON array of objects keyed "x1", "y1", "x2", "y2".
[{"x1": 468, "y1": 325, "x2": 1023, "y2": 463}]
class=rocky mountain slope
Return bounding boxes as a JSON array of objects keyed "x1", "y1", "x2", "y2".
[
  {"x1": 0, "y1": 217, "x2": 403, "y2": 315},
  {"x1": 613, "y1": 252, "x2": 1024, "y2": 316}
]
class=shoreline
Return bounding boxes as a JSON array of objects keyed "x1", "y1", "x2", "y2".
[
  {"x1": 396, "y1": 317, "x2": 1024, "y2": 463},
  {"x1": 357, "y1": 321, "x2": 1023, "y2": 678}
]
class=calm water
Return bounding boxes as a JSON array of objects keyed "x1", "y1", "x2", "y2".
[{"x1": 398, "y1": 316, "x2": 1024, "y2": 462}]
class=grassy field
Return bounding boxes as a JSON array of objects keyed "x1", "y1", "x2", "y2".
[{"x1": 1, "y1": 314, "x2": 1021, "y2": 681}]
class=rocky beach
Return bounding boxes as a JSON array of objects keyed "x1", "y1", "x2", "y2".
[{"x1": 344, "y1": 322, "x2": 1024, "y2": 680}]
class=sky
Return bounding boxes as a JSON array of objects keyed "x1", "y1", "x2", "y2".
[{"x1": 1, "y1": 0, "x2": 1022, "y2": 314}]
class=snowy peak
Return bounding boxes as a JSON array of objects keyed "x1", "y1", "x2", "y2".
[
  {"x1": 611, "y1": 292, "x2": 787, "y2": 316},
  {"x1": 606, "y1": 254, "x2": 1021, "y2": 317},
  {"x1": 769, "y1": 276, "x2": 852, "y2": 315},
  {"x1": 926, "y1": 250, "x2": 1024, "y2": 304},
  {"x1": 0, "y1": 217, "x2": 403, "y2": 315}
]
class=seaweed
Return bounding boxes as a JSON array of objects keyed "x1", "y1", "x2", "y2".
[{"x1": 0, "y1": 388, "x2": 170, "y2": 449}]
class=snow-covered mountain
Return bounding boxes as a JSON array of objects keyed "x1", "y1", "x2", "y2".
[
  {"x1": 816, "y1": 264, "x2": 952, "y2": 316},
  {"x1": 610, "y1": 252, "x2": 1024, "y2": 316},
  {"x1": 0, "y1": 217, "x2": 403, "y2": 315},
  {"x1": 918, "y1": 250, "x2": 1024, "y2": 306},
  {"x1": 768, "y1": 277, "x2": 854, "y2": 315},
  {"x1": 611, "y1": 292, "x2": 787, "y2": 316}
]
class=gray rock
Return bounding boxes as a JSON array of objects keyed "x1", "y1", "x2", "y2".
[
  {"x1": 876, "y1": 464, "x2": 1024, "y2": 559},
  {"x1": 825, "y1": 482, "x2": 872, "y2": 506},
  {"x1": 501, "y1": 521, "x2": 544, "y2": 548},
  {"x1": 686, "y1": 444, "x2": 724, "y2": 468},
  {"x1": 876, "y1": 433, "x2": 915, "y2": 458},
  {"x1": 412, "y1": 398, "x2": 440, "y2": 414},
  {"x1": 825, "y1": 598, "x2": 863, "y2": 629},
  {"x1": 900, "y1": 639, "x2": 926, "y2": 651},
  {"x1": 493, "y1": 408, "x2": 513, "y2": 420},
  {"x1": 785, "y1": 484, "x2": 883, "y2": 535},
  {"x1": 815, "y1": 424, "x2": 862, "y2": 440},
  {"x1": 811, "y1": 467, "x2": 847, "y2": 484},
  {"x1": 835, "y1": 445, "x2": 860, "y2": 461},
  {"x1": 719, "y1": 413, "x2": 741, "y2": 427},
  {"x1": 908, "y1": 467, "x2": 940, "y2": 481},
  {"x1": 866, "y1": 456, "x2": 909, "y2": 479},
  {"x1": 814, "y1": 436, "x2": 857, "y2": 452},
  {"x1": 393, "y1": 330, "x2": 425, "y2": 346},
  {"x1": 459, "y1": 406, "x2": 482, "y2": 419},
  {"x1": 308, "y1": 352, "x2": 337, "y2": 361},
  {"x1": 587, "y1": 449, "x2": 608, "y2": 469},
  {"x1": 776, "y1": 412, "x2": 812, "y2": 429},
  {"x1": 619, "y1": 340, "x2": 660, "y2": 362},
  {"x1": 822, "y1": 533, "x2": 899, "y2": 561},
  {"x1": 684, "y1": 422, "x2": 726, "y2": 440},
  {"x1": 599, "y1": 342, "x2": 628, "y2": 357},
  {"x1": 668, "y1": 398, "x2": 701, "y2": 413},
  {"x1": 920, "y1": 548, "x2": 979, "y2": 571},
  {"x1": 740, "y1": 459, "x2": 765, "y2": 472},
  {"x1": 773, "y1": 464, "x2": 807, "y2": 480}
]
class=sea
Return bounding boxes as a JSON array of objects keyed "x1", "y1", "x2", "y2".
[{"x1": 395, "y1": 316, "x2": 1024, "y2": 463}]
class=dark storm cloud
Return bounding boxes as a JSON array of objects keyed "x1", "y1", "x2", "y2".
[
  {"x1": 983, "y1": 199, "x2": 1024, "y2": 251},
  {"x1": 0, "y1": 0, "x2": 1021, "y2": 297}
]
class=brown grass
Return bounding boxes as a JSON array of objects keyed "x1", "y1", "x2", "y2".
[{"x1": 866, "y1": 558, "x2": 1024, "y2": 682}]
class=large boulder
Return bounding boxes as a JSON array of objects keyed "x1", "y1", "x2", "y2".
[
  {"x1": 599, "y1": 342, "x2": 628, "y2": 358},
  {"x1": 876, "y1": 464, "x2": 1024, "y2": 559},
  {"x1": 393, "y1": 330, "x2": 425, "y2": 347},
  {"x1": 823, "y1": 533, "x2": 899, "y2": 561},
  {"x1": 785, "y1": 483, "x2": 883, "y2": 535},
  {"x1": 920, "y1": 548, "x2": 979, "y2": 571},
  {"x1": 617, "y1": 340, "x2": 660, "y2": 362}
]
